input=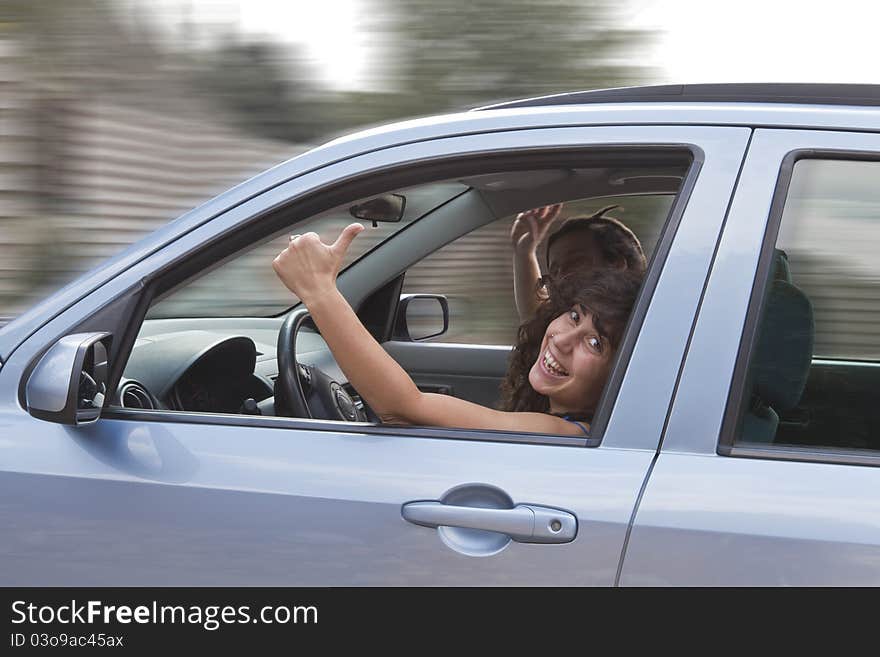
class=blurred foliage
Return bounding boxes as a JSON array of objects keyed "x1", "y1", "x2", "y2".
[
  {"x1": 317, "y1": 0, "x2": 658, "y2": 134},
  {"x1": 3, "y1": 0, "x2": 656, "y2": 140},
  {"x1": 365, "y1": 0, "x2": 655, "y2": 115},
  {"x1": 186, "y1": 39, "x2": 322, "y2": 143}
]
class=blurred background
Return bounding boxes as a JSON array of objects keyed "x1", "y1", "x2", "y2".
[
  {"x1": 2, "y1": 1, "x2": 879, "y2": 351},
  {"x1": 0, "y1": 0, "x2": 656, "y2": 320}
]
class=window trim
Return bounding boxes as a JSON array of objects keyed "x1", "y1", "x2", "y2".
[
  {"x1": 718, "y1": 148, "x2": 880, "y2": 466},
  {"x1": 99, "y1": 144, "x2": 702, "y2": 449},
  {"x1": 101, "y1": 407, "x2": 591, "y2": 447}
]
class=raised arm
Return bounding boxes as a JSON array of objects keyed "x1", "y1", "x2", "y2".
[
  {"x1": 272, "y1": 224, "x2": 584, "y2": 436},
  {"x1": 510, "y1": 204, "x2": 563, "y2": 321}
]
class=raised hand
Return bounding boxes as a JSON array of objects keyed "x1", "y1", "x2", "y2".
[
  {"x1": 509, "y1": 203, "x2": 563, "y2": 254},
  {"x1": 272, "y1": 223, "x2": 365, "y2": 304}
]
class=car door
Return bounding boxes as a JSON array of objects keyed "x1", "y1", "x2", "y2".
[
  {"x1": 0, "y1": 123, "x2": 750, "y2": 585},
  {"x1": 621, "y1": 128, "x2": 880, "y2": 586}
]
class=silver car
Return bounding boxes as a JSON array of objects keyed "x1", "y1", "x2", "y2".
[{"x1": 2, "y1": 83, "x2": 879, "y2": 586}]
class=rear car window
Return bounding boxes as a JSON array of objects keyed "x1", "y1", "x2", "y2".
[{"x1": 734, "y1": 158, "x2": 880, "y2": 453}]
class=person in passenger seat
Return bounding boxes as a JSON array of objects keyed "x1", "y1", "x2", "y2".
[
  {"x1": 511, "y1": 204, "x2": 647, "y2": 321},
  {"x1": 272, "y1": 225, "x2": 641, "y2": 437}
]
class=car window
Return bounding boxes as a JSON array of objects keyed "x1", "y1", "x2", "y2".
[
  {"x1": 117, "y1": 153, "x2": 693, "y2": 443},
  {"x1": 401, "y1": 195, "x2": 674, "y2": 345},
  {"x1": 733, "y1": 158, "x2": 880, "y2": 453}
]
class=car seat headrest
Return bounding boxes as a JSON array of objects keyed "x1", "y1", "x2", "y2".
[
  {"x1": 773, "y1": 248, "x2": 792, "y2": 282},
  {"x1": 749, "y1": 276, "x2": 814, "y2": 412}
]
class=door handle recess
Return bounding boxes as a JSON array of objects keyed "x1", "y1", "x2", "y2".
[{"x1": 402, "y1": 501, "x2": 576, "y2": 544}]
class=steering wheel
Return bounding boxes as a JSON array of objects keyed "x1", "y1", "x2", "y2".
[{"x1": 275, "y1": 308, "x2": 365, "y2": 422}]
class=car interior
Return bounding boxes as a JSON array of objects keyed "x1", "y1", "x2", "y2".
[
  {"x1": 735, "y1": 156, "x2": 880, "y2": 455},
  {"x1": 740, "y1": 249, "x2": 880, "y2": 452},
  {"x1": 739, "y1": 250, "x2": 814, "y2": 444},
  {"x1": 111, "y1": 155, "x2": 692, "y2": 431}
]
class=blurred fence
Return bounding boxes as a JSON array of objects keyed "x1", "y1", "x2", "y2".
[{"x1": 0, "y1": 37, "x2": 303, "y2": 318}]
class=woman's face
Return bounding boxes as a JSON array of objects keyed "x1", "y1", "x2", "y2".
[{"x1": 528, "y1": 307, "x2": 616, "y2": 415}]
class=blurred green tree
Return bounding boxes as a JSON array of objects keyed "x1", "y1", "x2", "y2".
[
  {"x1": 187, "y1": 38, "x2": 321, "y2": 143},
  {"x1": 4, "y1": 0, "x2": 655, "y2": 140},
  {"x1": 339, "y1": 0, "x2": 657, "y2": 125}
]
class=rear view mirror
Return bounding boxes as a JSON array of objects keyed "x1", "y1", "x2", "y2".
[
  {"x1": 26, "y1": 332, "x2": 112, "y2": 425},
  {"x1": 349, "y1": 194, "x2": 406, "y2": 227},
  {"x1": 394, "y1": 294, "x2": 449, "y2": 342}
]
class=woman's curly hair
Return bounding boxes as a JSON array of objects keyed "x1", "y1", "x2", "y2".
[{"x1": 499, "y1": 268, "x2": 643, "y2": 415}]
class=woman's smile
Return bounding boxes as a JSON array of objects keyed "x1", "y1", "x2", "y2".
[
  {"x1": 527, "y1": 306, "x2": 616, "y2": 415},
  {"x1": 539, "y1": 346, "x2": 569, "y2": 378}
]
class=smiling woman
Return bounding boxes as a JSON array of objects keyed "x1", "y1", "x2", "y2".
[
  {"x1": 502, "y1": 268, "x2": 642, "y2": 422},
  {"x1": 272, "y1": 223, "x2": 643, "y2": 436}
]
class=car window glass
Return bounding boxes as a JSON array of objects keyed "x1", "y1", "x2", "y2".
[
  {"x1": 734, "y1": 158, "x2": 880, "y2": 452},
  {"x1": 147, "y1": 182, "x2": 467, "y2": 318},
  {"x1": 401, "y1": 195, "x2": 674, "y2": 345}
]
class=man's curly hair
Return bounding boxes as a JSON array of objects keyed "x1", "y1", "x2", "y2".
[{"x1": 499, "y1": 268, "x2": 643, "y2": 415}]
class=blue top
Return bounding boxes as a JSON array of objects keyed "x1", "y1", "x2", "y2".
[{"x1": 561, "y1": 415, "x2": 591, "y2": 436}]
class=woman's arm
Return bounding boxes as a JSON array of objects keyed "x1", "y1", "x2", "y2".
[
  {"x1": 512, "y1": 242, "x2": 544, "y2": 321},
  {"x1": 272, "y1": 225, "x2": 585, "y2": 437},
  {"x1": 510, "y1": 204, "x2": 562, "y2": 320}
]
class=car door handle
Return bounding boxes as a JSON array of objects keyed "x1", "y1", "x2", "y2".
[{"x1": 401, "y1": 501, "x2": 577, "y2": 544}]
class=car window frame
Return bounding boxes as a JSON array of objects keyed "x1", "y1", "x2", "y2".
[
  {"x1": 31, "y1": 135, "x2": 707, "y2": 449},
  {"x1": 718, "y1": 147, "x2": 880, "y2": 468}
]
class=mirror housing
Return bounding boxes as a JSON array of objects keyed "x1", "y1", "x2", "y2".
[
  {"x1": 26, "y1": 332, "x2": 112, "y2": 425},
  {"x1": 394, "y1": 294, "x2": 449, "y2": 342},
  {"x1": 348, "y1": 194, "x2": 406, "y2": 227}
]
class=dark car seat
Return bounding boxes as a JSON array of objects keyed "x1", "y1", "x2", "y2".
[{"x1": 740, "y1": 250, "x2": 815, "y2": 443}]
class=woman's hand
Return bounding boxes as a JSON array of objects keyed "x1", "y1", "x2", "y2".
[
  {"x1": 272, "y1": 223, "x2": 365, "y2": 304},
  {"x1": 509, "y1": 203, "x2": 563, "y2": 254},
  {"x1": 510, "y1": 204, "x2": 562, "y2": 321}
]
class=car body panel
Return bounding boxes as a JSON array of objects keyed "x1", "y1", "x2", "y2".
[
  {"x1": 0, "y1": 420, "x2": 653, "y2": 586},
  {"x1": 619, "y1": 453, "x2": 880, "y2": 586},
  {"x1": 620, "y1": 128, "x2": 880, "y2": 585},
  {"x1": 0, "y1": 123, "x2": 747, "y2": 585}
]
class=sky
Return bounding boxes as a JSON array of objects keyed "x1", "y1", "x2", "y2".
[
  {"x1": 146, "y1": 0, "x2": 370, "y2": 89},
  {"x1": 146, "y1": 0, "x2": 880, "y2": 90},
  {"x1": 627, "y1": 0, "x2": 880, "y2": 86}
]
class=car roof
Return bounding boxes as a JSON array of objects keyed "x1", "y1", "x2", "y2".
[{"x1": 474, "y1": 83, "x2": 880, "y2": 111}]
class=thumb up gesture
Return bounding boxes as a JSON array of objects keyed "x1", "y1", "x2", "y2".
[{"x1": 273, "y1": 223, "x2": 365, "y2": 304}]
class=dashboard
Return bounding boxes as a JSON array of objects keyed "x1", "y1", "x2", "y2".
[
  {"x1": 167, "y1": 336, "x2": 268, "y2": 413},
  {"x1": 114, "y1": 318, "x2": 352, "y2": 417}
]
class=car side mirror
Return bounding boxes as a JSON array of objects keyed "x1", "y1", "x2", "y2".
[
  {"x1": 394, "y1": 294, "x2": 449, "y2": 342},
  {"x1": 348, "y1": 194, "x2": 406, "y2": 227},
  {"x1": 25, "y1": 332, "x2": 112, "y2": 425}
]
